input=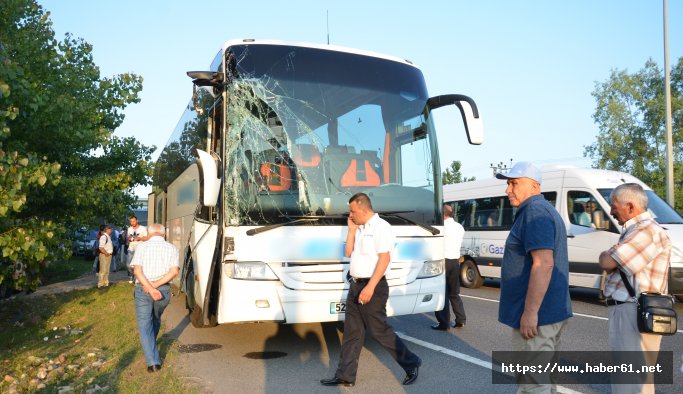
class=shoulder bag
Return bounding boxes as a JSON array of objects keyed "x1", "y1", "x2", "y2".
[{"x1": 618, "y1": 270, "x2": 677, "y2": 335}]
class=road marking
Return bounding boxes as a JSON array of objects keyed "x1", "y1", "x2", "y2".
[
  {"x1": 461, "y1": 294, "x2": 499, "y2": 303},
  {"x1": 460, "y1": 294, "x2": 683, "y2": 333},
  {"x1": 396, "y1": 331, "x2": 492, "y2": 369},
  {"x1": 573, "y1": 312, "x2": 606, "y2": 321},
  {"x1": 396, "y1": 331, "x2": 582, "y2": 394}
]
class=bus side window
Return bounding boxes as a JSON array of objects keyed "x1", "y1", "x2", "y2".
[{"x1": 209, "y1": 99, "x2": 222, "y2": 154}]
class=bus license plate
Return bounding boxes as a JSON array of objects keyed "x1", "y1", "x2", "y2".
[{"x1": 330, "y1": 302, "x2": 346, "y2": 314}]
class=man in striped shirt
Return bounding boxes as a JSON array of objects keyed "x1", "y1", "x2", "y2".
[
  {"x1": 130, "y1": 223, "x2": 179, "y2": 373},
  {"x1": 599, "y1": 183, "x2": 672, "y2": 394}
]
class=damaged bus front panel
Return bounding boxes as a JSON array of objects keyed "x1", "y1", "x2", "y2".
[{"x1": 153, "y1": 39, "x2": 483, "y2": 325}]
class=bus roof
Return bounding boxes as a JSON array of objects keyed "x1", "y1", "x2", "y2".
[{"x1": 221, "y1": 38, "x2": 419, "y2": 69}]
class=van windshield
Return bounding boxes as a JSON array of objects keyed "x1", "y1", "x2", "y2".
[{"x1": 598, "y1": 189, "x2": 683, "y2": 225}]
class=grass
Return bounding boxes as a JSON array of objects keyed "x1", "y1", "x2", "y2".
[
  {"x1": 0, "y1": 283, "x2": 196, "y2": 393},
  {"x1": 41, "y1": 256, "x2": 95, "y2": 285}
]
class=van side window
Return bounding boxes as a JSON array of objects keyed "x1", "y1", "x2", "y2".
[
  {"x1": 446, "y1": 192, "x2": 558, "y2": 231},
  {"x1": 542, "y1": 192, "x2": 557, "y2": 207},
  {"x1": 567, "y1": 191, "x2": 614, "y2": 231},
  {"x1": 450, "y1": 200, "x2": 472, "y2": 226},
  {"x1": 449, "y1": 196, "x2": 514, "y2": 231}
]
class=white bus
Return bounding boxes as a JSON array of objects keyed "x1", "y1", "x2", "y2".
[
  {"x1": 150, "y1": 39, "x2": 483, "y2": 327},
  {"x1": 443, "y1": 165, "x2": 683, "y2": 297}
]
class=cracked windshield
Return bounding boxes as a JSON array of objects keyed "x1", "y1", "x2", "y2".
[{"x1": 156, "y1": 44, "x2": 442, "y2": 227}]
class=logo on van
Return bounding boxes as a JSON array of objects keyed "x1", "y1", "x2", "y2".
[{"x1": 481, "y1": 243, "x2": 505, "y2": 256}]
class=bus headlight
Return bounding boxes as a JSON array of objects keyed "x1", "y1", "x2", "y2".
[
  {"x1": 226, "y1": 262, "x2": 279, "y2": 280},
  {"x1": 417, "y1": 259, "x2": 444, "y2": 278}
]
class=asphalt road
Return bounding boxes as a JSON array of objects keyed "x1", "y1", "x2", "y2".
[{"x1": 162, "y1": 281, "x2": 683, "y2": 393}]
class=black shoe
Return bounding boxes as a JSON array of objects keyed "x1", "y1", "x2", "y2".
[
  {"x1": 454, "y1": 322, "x2": 465, "y2": 328},
  {"x1": 403, "y1": 361, "x2": 421, "y2": 385},
  {"x1": 320, "y1": 377, "x2": 354, "y2": 387},
  {"x1": 431, "y1": 323, "x2": 448, "y2": 331},
  {"x1": 147, "y1": 364, "x2": 161, "y2": 373}
]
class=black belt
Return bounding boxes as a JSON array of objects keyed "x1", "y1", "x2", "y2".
[
  {"x1": 351, "y1": 276, "x2": 384, "y2": 284},
  {"x1": 605, "y1": 299, "x2": 632, "y2": 306}
]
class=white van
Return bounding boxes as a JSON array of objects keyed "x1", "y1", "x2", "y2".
[{"x1": 443, "y1": 165, "x2": 683, "y2": 297}]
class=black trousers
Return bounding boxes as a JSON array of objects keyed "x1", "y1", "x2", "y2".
[
  {"x1": 335, "y1": 278, "x2": 421, "y2": 382},
  {"x1": 435, "y1": 258, "x2": 466, "y2": 326}
]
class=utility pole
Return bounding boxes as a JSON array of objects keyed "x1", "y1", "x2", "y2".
[
  {"x1": 663, "y1": 0, "x2": 675, "y2": 206},
  {"x1": 490, "y1": 159, "x2": 513, "y2": 177}
]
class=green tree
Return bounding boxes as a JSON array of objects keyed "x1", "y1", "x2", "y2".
[
  {"x1": 442, "y1": 160, "x2": 475, "y2": 185},
  {"x1": 0, "y1": 0, "x2": 155, "y2": 291},
  {"x1": 585, "y1": 58, "x2": 683, "y2": 211}
]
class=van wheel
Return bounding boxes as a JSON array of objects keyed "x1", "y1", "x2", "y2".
[{"x1": 460, "y1": 259, "x2": 484, "y2": 288}]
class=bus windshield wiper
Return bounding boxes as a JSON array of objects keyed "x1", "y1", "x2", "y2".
[
  {"x1": 246, "y1": 213, "x2": 439, "y2": 236},
  {"x1": 378, "y1": 211, "x2": 440, "y2": 235},
  {"x1": 246, "y1": 217, "x2": 320, "y2": 236}
]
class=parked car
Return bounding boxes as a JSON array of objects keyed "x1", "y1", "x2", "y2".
[{"x1": 72, "y1": 228, "x2": 99, "y2": 258}]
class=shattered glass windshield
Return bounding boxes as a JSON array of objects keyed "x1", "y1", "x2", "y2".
[{"x1": 221, "y1": 44, "x2": 442, "y2": 226}]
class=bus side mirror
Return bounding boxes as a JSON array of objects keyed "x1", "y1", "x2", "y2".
[
  {"x1": 427, "y1": 94, "x2": 484, "y2": 145},
  {"x1": 187, "y1": 71, "x2": 224, "y2": 114},
  {"x1": 196, "y1": 149, "x2": 221, "y2": 207}
]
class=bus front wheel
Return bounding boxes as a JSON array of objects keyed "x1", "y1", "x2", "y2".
[
  {"x1": 460, "y1": 259, "x2": 484, "y2": 288},
  {"x1": 185, "y1": 264, "x2": 215, "y2": 328}
]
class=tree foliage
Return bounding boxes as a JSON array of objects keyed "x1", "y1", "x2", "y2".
[
  {"x1": 442, "y1": 160, "x2": 475, "y2": 185},
  {"x1": 585, "y1": 57, "x2": 683, "y2": 211},
  {"x1": 0, "y1": 0, "x2": 155, "y2": 291}
]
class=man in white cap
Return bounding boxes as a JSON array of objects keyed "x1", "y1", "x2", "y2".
[{"x1": 495, "y1": 162, "x2": 572, "y2": 392}]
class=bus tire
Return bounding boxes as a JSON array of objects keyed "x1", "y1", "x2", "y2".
[
  {"x1": 185, "y1": 264, "x2": 215, "y2": 328},
  {"x1": 185, "y1": 265, "x2": 197, "y2": 311},
  {"x1": 460, "y1": 259, "x2": 484, "y2": 288}
]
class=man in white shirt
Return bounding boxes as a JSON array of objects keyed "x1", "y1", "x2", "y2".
[
  {"x1": 432, "y1": 204, "x2": 466, "y2": 330},
  {"x1": 97, "y1": 225, "x2": 114, "y2": 289},
  {"x1": 321, "y1": 193, "x2": 421, "y2": 387},
  {"x1": 130, "y1": 223, "x2": 179, "y2": 373},
  {"x1": 126, "y1": 215, "x2": 149, "y2": 283}
]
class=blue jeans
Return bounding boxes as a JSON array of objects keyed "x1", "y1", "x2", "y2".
[{"x1": 134, "y1": 284, "x2": 171, "y2": 366}]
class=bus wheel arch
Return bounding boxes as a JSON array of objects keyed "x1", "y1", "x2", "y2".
[
  {"x1": 460, "y1": 257, "x2": 484, "y2": 288},
  {"x1": 185, "y1": 257, "x2": 216, "y2": 328}
]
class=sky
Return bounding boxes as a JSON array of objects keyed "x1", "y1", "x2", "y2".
[{"x1": 39, "y1": 0, "x2": 683, "y2": 197}]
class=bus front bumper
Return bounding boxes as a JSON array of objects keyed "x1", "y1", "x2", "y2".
[{"x1": 216, "y1": 275, "x2": 445, "y2": 324}]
